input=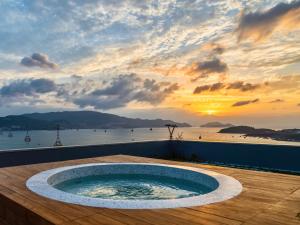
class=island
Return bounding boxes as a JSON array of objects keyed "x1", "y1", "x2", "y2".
[
  {"x1": 201, "y1": 122, "x2": 234, "y2": 128},
  {"x1": 219, "y1": 126, "x2": 300, "y2": 142},
  {"x1": 0, "y1": 111, "x2": 191, "y2": 130}
]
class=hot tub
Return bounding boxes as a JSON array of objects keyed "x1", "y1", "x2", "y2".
[{"x1": 26, "y1": 163, "x2": 242, "y2": 209}]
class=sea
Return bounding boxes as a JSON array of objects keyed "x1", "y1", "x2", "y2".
[{"x1": 1, "y1": 127, "x2": 299, "y2": 151}]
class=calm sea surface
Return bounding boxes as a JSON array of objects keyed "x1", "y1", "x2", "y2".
[{"x1": 0, "y1": 127, "x2": 299, "y2": 151}]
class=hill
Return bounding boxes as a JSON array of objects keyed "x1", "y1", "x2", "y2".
[
  {"x1": 219, "y1": 126, "x2": 300, "y2": 142},
  {"x1": 0, "y1": 111, "x2": 191, "y2": 130}
]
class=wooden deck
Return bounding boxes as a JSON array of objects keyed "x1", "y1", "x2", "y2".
[{"x1": 0, "y1": 155, "x2": 299, "y2": 225}]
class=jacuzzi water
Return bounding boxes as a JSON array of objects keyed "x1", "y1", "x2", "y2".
[{"x1": 54, "y1": 174, "x2": 213, "y2": 200}]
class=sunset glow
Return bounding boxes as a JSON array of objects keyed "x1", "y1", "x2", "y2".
[{"x1": 0, "y1": 0, "x2": 299, "y2": 128}]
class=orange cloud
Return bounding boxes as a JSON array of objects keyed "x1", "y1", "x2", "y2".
[
  {"x1": 201, "y1": 42, "x2": 225, "y2": 55},
  {"x1": 193, "y1": 81, "x2": 261, "y2": 94},
  {"x1": 232, "y1": 98, "x2": 259, "y2": 107},
  {"x1": 152, "y1": 58, "x2": 228, "y2": 81},
  {"x1": 237, "y1": 1, "x2": 300, "y2": 42},
  {"x1": 193, "y1": 83, "x2": 225, "y2": 94},
  {"x1": 187, "y1": 58, "x2": 228, "y2": 81}
]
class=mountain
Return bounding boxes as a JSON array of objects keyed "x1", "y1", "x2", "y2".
[
  {"x1": 0, "y1": 111, "x2": 191, "y2": 130},
  {"x1": 201, "y1": 122, "x2": 234, "y2": 128},
  {"x1": 219, "y1": 126, "x2": 300, "y2": 142}
]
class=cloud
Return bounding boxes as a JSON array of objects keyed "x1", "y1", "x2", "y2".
[
  {"x1": 193, "y1": 81, "x2": 260, "y2": 94},
  {"x1": 269, "y1": 99, "x2": 284, "y2": 103},
  {"x1": 237, "y1": 1, "x2": 300, "y2": 42},
  {"x1": 202, "y1": 42, "x2": 225, "y2": 55},
  {"x1": 134, "y1": 83, "x2": 179, "y2": 105},
  {"x1": 227, "y1": 81, "x2": 260, "y2": 92},
  {"x1": 20, "y1": 53, "x2": 58, "y2": 69},
  {"x1": 91, "y1": 74, "x2": 141, "y2": 96},
  {"x1": 265, "y1": 75, "x2": 300, "y2": 91},
  {"x1": 193, "y1": 82, "x2": 224, "y2": 94},
  {"x1": 193, "y1": 85, "x2": 210, "y2": 94},
  {"x1": 209, "y1": 82, "x2": 225, "y2": 91},
  {"x1": 143, "y1": 79, "x2": 170, "y2": 92},
  {"x1": 73, "y1": 95, "x2": 126, "y2": 110},
  {"x1": 73, "y1": 74, "x2": 179, "y2": 110},
  {"x1": 71, "y1": 74, "x2": 83, "y2": 80},
  {"x1": 232, "y1": 98, "x2": 259, "y2": 107},
  {"x1": 188, "y1": 58, "x2": 228, "y2": 81},
  {"x1": 0, "y1": 78, "x2": 56, "y2": 97}
]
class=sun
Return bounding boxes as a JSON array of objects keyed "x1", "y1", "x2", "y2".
[{"x1": 205, "y1": 109, "x2": 217, "y2": 115}]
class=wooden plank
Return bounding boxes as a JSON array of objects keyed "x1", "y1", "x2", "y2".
[
  {"x1": 116, "y1": 209, "x2": 193, "y2": 225},
  {"x1": 59, "y1": 214, "x2": 127, "y2": 225},
  {"x1": 95, "y1": 208, "x2": 154, "y2": 225},
  {"x1": 156, "y1": 208, "x2": 242, "y2": 225}
]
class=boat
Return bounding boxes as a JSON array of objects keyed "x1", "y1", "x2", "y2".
[
  {"x1": 8, "y1": 131, "x2": 13, "y2": 138},
  {"x1": 24, "y1": 130, "x2": 31, "y2": 143}
]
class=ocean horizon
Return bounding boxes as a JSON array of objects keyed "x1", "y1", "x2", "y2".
[{"x1": 1, "y1": 127, "x2": 299, "y2": 151}]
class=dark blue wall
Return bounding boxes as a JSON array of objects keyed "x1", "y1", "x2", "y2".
[
  {"x1": 171, "y1": 141, "x2": 300, "y2": 173},
  {"x1": 0, "y1": 140, "x2": 299, "y2": 173},
  {"x1": 0, "y1": 141, "x2": 171, "y2": 168}
]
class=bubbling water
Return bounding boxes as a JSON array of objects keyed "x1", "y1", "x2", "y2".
[{"x1": 54, "y1": 174, "x2": 213, "y2": 200}]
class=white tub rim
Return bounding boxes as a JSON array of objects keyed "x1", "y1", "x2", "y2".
[{"x1": 26, "y1": 163, "x2": 242, "y2": 209}]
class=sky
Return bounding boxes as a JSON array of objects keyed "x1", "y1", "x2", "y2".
[{"x1": 0, "y1": 0, "x2": 299, "y2": 128}]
